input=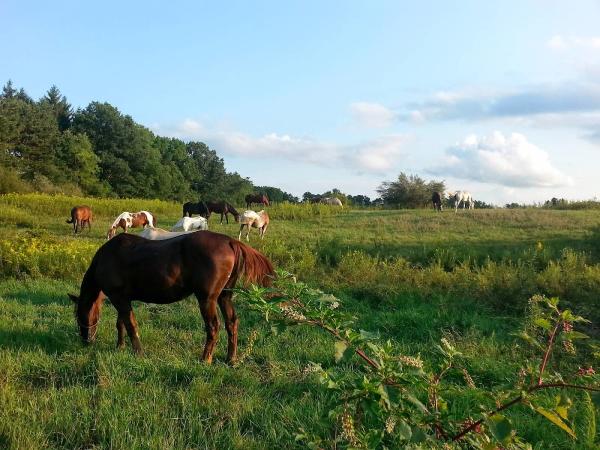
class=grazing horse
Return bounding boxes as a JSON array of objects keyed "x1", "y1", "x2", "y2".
[
  {"x1": 245, "y1": 193, "x2": 270, "y2": 208},
  {"x1": 206, "y1": 201, "x2": 240, "y2": 224},
  {"x1": 321, "y1": 197, "x2": 343, "y2": 206},
  {"x1": 67, "y1": 231, "x2": 274, "y2": 363},
  {"x1": 66, "y1": 205, "x2": 93, "y2": 234},
  {"x1": 238, "y1": 210, "x2": 270, "y2": 241},
  {"x1": 182, "y1": 201, "x2": 210, "y2": 219},
  {"x1": 448, "y1": 191, "x2": 474, "y2": 212},
  {"x1": 107, "y1": 211, "x2": 156, "y2": 239},
  {"x1": 171, "y1": 216, "x2": 208, "y2": 232},
  {"x1": 139, "y1": 227, "x2": 196, "y2": 240},
  {"x1": 432, "y1": 192, "x2": 443, "y2": 212}
]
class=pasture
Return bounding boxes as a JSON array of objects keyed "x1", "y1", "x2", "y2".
[{"x1": 1, "y1": 193, "x2": 599, "y2": 449}]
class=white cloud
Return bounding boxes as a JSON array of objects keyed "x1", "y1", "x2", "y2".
[
  {"x1": 350, "y1": 102, "x2": 396, "y2": 128},
  {"x1": 153, "y1": 119, "x2": 409, "y2": 174},
  {"x1": 350, "y1": 135, "x2": 410, "y2": 172},
  {"x1": 547, "y1": 35, "x2": 600, "y2": 50},
  {"x1": 428, "y1": 132, "x2": 573, "y2": 188}
]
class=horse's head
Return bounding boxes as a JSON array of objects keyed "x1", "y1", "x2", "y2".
[
  {"x1": 106, "y1": 227, "x2": 116, "y2": 240},
  {"x1": 68, "y1": 293, "x2": 101, "y2": 344}
]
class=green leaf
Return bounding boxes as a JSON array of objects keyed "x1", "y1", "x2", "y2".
[
  {"x1": 410, "y1": 426, "x2": 428, "y2": 443},
  {"x1": 396, "y1": 419, "x2": 412, "y2": 440},
  {"x1": 534, "y1": 318, "x2": 552, "y2": 330},
  {"x1": 555, "y1": 393, "x2": 572, "y2": 420},
  {"x1": 488, "y1": 414, "x2": 513, "y2": 444},
  {"x1": 359, "y1": 329, "x2": 380, "y2": 340},
  {"x1": 406, "y1": 394, "x2": 428, "y2": 414},
  {"x1": 535, "y1": 407, "x2": 576, "y2": 438},
  {"x1": 562, "y1": 331, "x2": 589, "y2": 341}
]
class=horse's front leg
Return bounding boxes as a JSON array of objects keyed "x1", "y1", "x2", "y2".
[
  {"x1": 117, "y1": 305, "x2": 143, "y2": 355},
  {"x1": 238, "y1": 224, "x2": 244, "y2": 240},
  {"x1": 116, "y1": 317, "x2": 126, "y2": 349}
]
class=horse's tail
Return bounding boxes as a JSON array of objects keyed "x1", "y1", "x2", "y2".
[{"x1": 229, "y1": 239, "x2": 274, "y2": 287}]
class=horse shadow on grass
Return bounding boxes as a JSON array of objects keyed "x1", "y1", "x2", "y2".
[{"x1": 0, "y1": 327, "x2": 80, "y2": 355}]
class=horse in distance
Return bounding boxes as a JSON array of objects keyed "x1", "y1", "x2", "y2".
[
  {"x1": 68, "y1": 231, "x2": 274, "y2": 363},
  {"x1": 321, "y1": 197, "x2": 343, "y2": 206},
  {"x1": 448, "y1": 191, "x2": 474, "y2": 212},
  {"x1": 171, "y1": 216, "x2": 208, "y2": 232},
  {"x1": 66, "y1": 205, "x2": 93, "y2": 234},
  {"x1": 431, "y1": 192, "x2": 443, "y2": 212},
  {"x1": 245, "y1": 193, "x2": 270, "y2": 208},
  {"x1": 206, "y1": 200, "x2": 240, "y2": 224},
  {"x1": 238, "y1": 210, "x2": 270, "y2": 241},
  {"x1": 182, "y1": 201, "x2": 210, "y2": 219},
  {"x1": 107, "y1": 211, "x2": 157, "y2": 239}
]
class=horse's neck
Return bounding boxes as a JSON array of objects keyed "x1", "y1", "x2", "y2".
[{"x1": 111, "y1": 213, "x2": 129, "y2": 229}]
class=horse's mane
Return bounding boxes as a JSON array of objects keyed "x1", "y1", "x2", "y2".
[{"x1": 110, "y1": 212, "x2": 131, "y2": 229}]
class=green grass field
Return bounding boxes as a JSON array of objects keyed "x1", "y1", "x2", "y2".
[{"x1": 1, "y1": 194, "x2": 599, "y2": 449}]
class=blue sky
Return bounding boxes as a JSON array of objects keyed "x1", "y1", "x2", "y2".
[{"x1": 2, "y1": 0, "x2": 600, "y2": 203}]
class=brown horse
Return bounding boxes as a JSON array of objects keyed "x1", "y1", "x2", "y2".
[
  {"x1": 206, "y1": 201, "x2": 240, "y2": 224},
  {"x1": 68, "y1": 231, "x2": 274, "y2": 363},
  {"x1": 245, "y1": 193, "x2": 270, "y2": 208},
  {"x1": 66, "y1": 205, "x2": 93, "y2": 234},
  {"x1": 106, "y1": 211, "x2": 157, "y2": 239}
]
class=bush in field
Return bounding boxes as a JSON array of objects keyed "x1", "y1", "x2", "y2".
[
  {"x1": 265, "y1": 201, "x2": 350, "y2": 220},
  {"x1": 237, "y1": 273, "x2": 600, "y2": 449},
  {"x1": 0, "y1": 231, "x2": 96, "y2": 280}
]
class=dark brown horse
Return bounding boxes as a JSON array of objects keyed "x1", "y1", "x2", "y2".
[
  {"x1": 66, "y1": 205, "x2": 93, "y2": 234},
  {"x1": 245, "y1": 193, "x2": 270, "y2": 208},
  {"x1": 432, "y1": 192, "x2": 443, "y2": 212},
  {"x1": 182, "y1": 201, "x2": 210, "y2": 218},
  {"x1": 206, "y1": 201, "x2": 240, "y2": 224},
  {"x1": 68, "y1": 231, "x2": 274, "y2": 363}
]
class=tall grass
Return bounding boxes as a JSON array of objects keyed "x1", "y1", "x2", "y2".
[{"x1": 0, "y1": 194, "x2": 599, "y2": 448}]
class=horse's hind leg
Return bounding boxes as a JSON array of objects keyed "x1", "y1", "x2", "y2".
[
  {"x1": 196, "y1": 293, "x2": 220, "y2": 363},
  {"x1": 217, "y1": 289, "x2": 238, "y2": 363}
]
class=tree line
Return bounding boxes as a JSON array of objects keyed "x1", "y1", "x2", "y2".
[{"x1": 0, "y1": 80, "x2": 296, "y2": 204}]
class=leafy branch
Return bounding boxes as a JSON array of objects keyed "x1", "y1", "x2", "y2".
[{"x1": 235, "y1": 270, "x2": 600, "y2": 449}]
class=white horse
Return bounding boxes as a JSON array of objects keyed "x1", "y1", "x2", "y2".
[
  {"x1": 139, "y1": 227, "x2": 197, "y2": 240},
  {"x1": 321, "y1": 197, "x2": 343, "y2": 206},
  {"x1": 171, "y1": 216, "x2": 208, "y2": 232},
  {"x1": 447, "y1": 191, "x2": 474, "y2": 212},
  {"x1": 238, "y1": 210, "x2": 270, "y2": 241}
]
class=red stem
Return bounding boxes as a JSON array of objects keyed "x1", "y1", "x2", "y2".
[
  {"x1": 538, "y1": 320, "x2": 561, "y2": 385},
  {"x1": 451, "y1": 382, "x2": 600, "y2": 441}
]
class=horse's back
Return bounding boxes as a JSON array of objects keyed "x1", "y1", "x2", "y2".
[{"x1": 93, "y1": 232, "x2": 237, "y2": 301}]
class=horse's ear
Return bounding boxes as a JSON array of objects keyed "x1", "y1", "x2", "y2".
[{"x1": 68, "y1": 293, "x2": 79, "y2": 303}]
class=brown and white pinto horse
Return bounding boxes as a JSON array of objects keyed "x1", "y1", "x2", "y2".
[
  {"x1": 106, "y1": 211, "x2": 157, "y2": 239},
  {"x1": 68, "y1": 231, "x2": 274, "y2": 363},
  {"x1": 66, "y1": 205, "x2": 93, "y2": 234},
  {"x1": 245, "y1": 193, "x2": 270, "y2": 208},
  {"x1": 238, "y1": 210, "x2": 270, "y2": 241}
]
